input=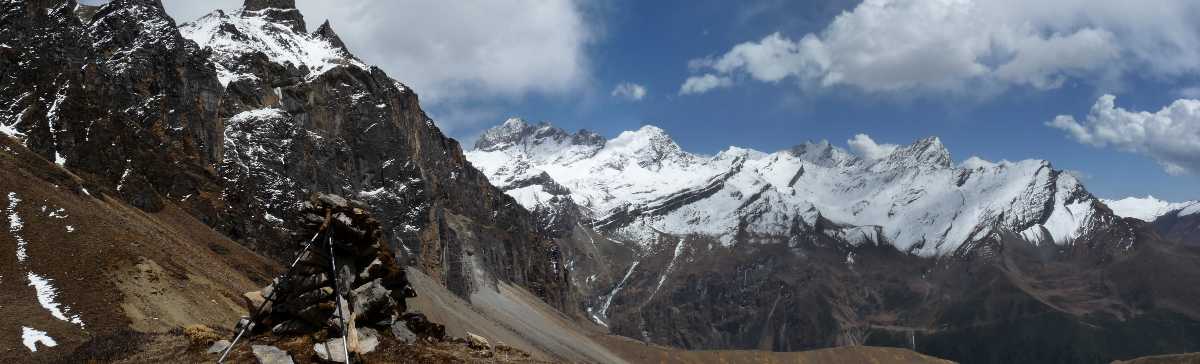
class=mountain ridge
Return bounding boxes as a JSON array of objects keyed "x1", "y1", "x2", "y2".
[
  {"x1": 1103, "y1": 195, "x2": 1199, "y2": 221},
  {"x1": 467, "y1": 118, "x2": 1113, "y2": 256},
  {"x1": 466, "y1": 117, "x2": 1200, "y2": 363}
]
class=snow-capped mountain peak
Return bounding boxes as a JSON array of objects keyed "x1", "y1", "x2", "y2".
[
  {"x1": 789, "y1": 141, "x2": 857, "y2": 167},
  {"x1": 1102, "y1": 195, "x2": 1200, "y2": 221},
  {"x1": 467, "y1": 121, "x2": 1117, "y2": 256},
  {"x1": 878, "y1": 136, "x2": 951, "y2": 170},
  {"x1": 476, "y1": 118, "x2": 598, "y2": 150},
  {"x1": 179, "y1": 0, "x2": 366, "y2": 86},
  {"x1": 242, "y1": 0, "x2": 307, "y2": 32}
]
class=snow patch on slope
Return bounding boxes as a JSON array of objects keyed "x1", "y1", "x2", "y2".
[
  {"x1": 648, "y1": 239, "x2": 686, "y2": 301},
  {"x1": 27, "y1": 273, "x2": 85, "y2": 327},
  {"x1": 596, "y1": 261, "x2": 639, "y2": 323},
  {"x1": 6, "y1": 192, "x2": 86, "y2": 329},
  {"x1": 21, "y1": 327, "x2": 57, "y2": 353},
  {"x1": 8, "y1": 192, "x2": 28, "y2": 262}
]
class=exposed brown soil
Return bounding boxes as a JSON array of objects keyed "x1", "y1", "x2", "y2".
[
  {"x1": 1114, "y1": 353, "x2": 1200, "y2": 364},
  {"x1": 0, "y1": 135, "x2": 278, "y2": 362},
  {"x1": 108, "y1": 326, "x2": 549, "y2": 364},
  {"x1": 596, "y1": 333, "x2": 955, "y2": 364}
]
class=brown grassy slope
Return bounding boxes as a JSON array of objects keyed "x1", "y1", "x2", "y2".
[
  {"x1": 1114, "y1": 353, "x2": 1200, "y2": 364},
  {"x1": 0, "y1": 135, "x2": 279, "y2": 362},
  {"x1": 596, "y1": 333, "x2": 955, "y2": 364}
]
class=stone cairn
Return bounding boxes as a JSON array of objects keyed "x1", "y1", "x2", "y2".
[{"x1": 240, "y1": 193, "x2": 418, "y2": 358}]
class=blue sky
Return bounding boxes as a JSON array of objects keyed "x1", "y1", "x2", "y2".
[
  {"x1": 98, "y1": 0, "x2": 1200, "y2": 201},
  {"x1": 480, "y1": 0, "x2": 1200, "y2": 201}
]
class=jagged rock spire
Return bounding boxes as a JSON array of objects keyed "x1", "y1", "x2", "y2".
[
  {"x1": 314, "y1": 20, "x2": 349, "y2": 53},
  {"x1": 474, "y1": 118, "x2": 605, "y2": 151},
  {"x1": 244, "y1": 0, "x2": 296, "y2": 11},
  {"x1": 242, "y1": 0, "x2": 306, "y2": 32}
]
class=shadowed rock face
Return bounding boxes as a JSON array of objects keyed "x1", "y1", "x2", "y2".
[
  {"x1": 242, "y1": 0, "x2": 304, "y2": 32},
  {"x1": 587, "y1": 215, "x2": 1200, "y2": 364},
  {"x1": 213, "y1": 0, "x2": 571, "y2": 315},
  {"x1": 1154, "y1": 212, "x2": 1200, "y2": 247},
  {"x1": 1, "y1": 0, "x2": 575, "y2": 317},
  {"x1": 0, "y1": 0, "x2": 225, "y2": 213},
  {"x1": 244, "y1": 0, "x2": 295, "y2": 10}
]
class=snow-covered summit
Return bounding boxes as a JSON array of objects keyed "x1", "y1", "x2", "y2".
[
  {"x1": 179, "y1": 1, "x2": 366, "y2": 86},
  {"x1": 467, "y1": 121, "x2": 1115, "y2": 256},
  {"x1": 1102, "y1": 196, "x2": 1200, "y2": 221}
]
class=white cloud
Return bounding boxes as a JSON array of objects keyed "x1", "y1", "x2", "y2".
[
  {"x1": 298, "y1": 0, "x2": 592, "y2": 103},
  {"x1": 425, "y1": 103, "x2": 502, "y2": 136},
  {"x1": 611, "y1": 82, "x2": 647, "y2": 101},
  {"x1": 160, "y1": 0, "x2": 593, "y2": 131},
  {"x1": 960, "y1": 156, "x2": 998, "y2": 170},
  {"x1": 682, "y1": 0, "x2": 1200, "y2": 95},
  {"x1": 1063, "y1": 169, "x2": 1093, "y2": 181},
  {"x1": 679, "y1": 74, "x2": 733, "y2": 95},
  {"x1": 847, "y1": 134, "x2": 899, "y2": 160},
  {"x1": 1049, "y1": 94, "x2": 1200, "y2": 175}
]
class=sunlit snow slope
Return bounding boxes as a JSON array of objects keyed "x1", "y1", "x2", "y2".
[{"x1": 1102, "y1": 196, "x2": 1200, "y2": 222}]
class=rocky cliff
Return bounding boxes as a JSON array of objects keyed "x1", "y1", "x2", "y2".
[{"x1": 1, "y1": 0, "x2": 573, "y2": 317}]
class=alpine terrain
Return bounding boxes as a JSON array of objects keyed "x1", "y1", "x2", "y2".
[
  {"x1": 0, "y1": 0, "x2": 955, "y2": 362},
  {"x1": 1, "y1": 0, "x2": 601, "y2": 362},
  {"x1": 1, "y1": 0, "x2": 1196, "y2": 363},
  {"x1": 1104, "y1": 196, "x2": 1200, "y2": 247},
  {"x1": 467, "y1": 118, "x2": 1200, "y2": 363}
]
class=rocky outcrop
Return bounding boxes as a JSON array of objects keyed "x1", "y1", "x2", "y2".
[
  {"x1": 2, "y1": 0, "x2": 575, "y2": 320},
  {"x1": 243, "y1": 194, "x2": 413, "y2": 340},
  {"x1": 0, "y1": 0, "x2": 226, "y2": 216},
  {"x1": 183, "y1": 0, "x2": 574, "y2": 313},
  {"x1": 242, "y1": 0, "x2": 306, "y2": 32}
]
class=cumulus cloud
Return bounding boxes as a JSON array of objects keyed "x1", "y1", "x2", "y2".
[
  {"x1": 681, "y1": 0, "x2": 1200, "y2": 95},
  {"x1": 679, "y1": 74, "x2": 733, "y2": 95},
  {"x1": 1063, "y1": 169, "x2": 1093, "y2": 181},
  {"x1": 611, "y1": 82, "x2": 647, "y2": 101},
  {"x1": 301, "y1": 0, "x2": 592, "y2": 102},
  {"x1": 847, "y1": 134, "x2": 899, "y2": 160},
  {"x1": 1048, "y1": 94, "x2": 1200, "y2": 175},
  {"x1": 157, "y1": 0, "x2": 593, "y2": 131}
]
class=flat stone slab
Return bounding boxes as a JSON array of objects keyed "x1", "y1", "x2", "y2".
[{"x1": 251, "y1": 344, "x2": 294, "y2": 364}]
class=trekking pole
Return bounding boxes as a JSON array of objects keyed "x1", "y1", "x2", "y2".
[
  {"x1": 218, "y1": 209, "x2": 332, "y2": 363},
  {"x1": 328, "y1": 234, "x2": 353, "y2": 363}
]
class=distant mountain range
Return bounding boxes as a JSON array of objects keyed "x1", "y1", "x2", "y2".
[
  {"x1": 470, "y1": 118, "x2": 1126, "y2": 256},
  {"x1": 468, "y1": 118, "x2": 1200, "y2": 363},
  {"x1": 1102, "y1": 196, "x2": 1200, "y2": 248},
  {"x1": 1, "y1": 0, "x2": 1197, "y2": 362},
  {"x1": 1103, "y1": 195, "x2": 1198, "y2": 222}
]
